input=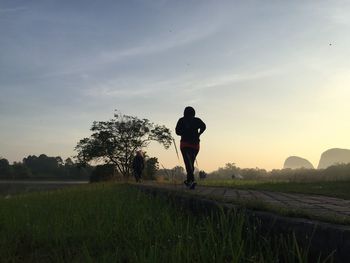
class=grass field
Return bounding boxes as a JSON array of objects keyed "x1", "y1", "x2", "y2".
[
  {"x1": 0, "y1": 182, "x2": 85, "y2": 197},
  {"x1": 200, "y1": 179, "x2": 350, "y2": 200},
  {"x1": 0, "y1": 183, "x2": 333, "y2": 262}
]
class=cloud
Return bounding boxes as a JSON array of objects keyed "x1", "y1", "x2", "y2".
[
  {"x1": 83, "y1": 74, "x2": 188, "y2": 99},
  {"x1": 183, "y1": 69, "x2": 283, "y2": 92},
  {"x1": 0, "y1": 7, "x2": 27, "y2": 13},
  {"x1": 41, "y1": 16, "x2": 224, "y2": 77},
  {"x1": 83, "y1": 68, "x2": 283, "y2": 101},
  {"x1": 99, "y1": 24, "x2": 218, "y2": 63}
]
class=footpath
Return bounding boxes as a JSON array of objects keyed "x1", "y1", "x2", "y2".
[
  {"x1": 143, "y1": 182, "x2": 350, "y2": 220},
  {"x1": 137, "y1": 182, "x2": 350, "y2": 262}
]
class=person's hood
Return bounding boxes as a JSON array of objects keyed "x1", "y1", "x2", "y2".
[{"x1": 184, "y1": 106, "x2": 195, "y2": 118}]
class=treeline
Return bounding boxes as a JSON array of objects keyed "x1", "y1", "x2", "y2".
[
  {"x1": 0, "y1": 153, "x2": 162, "y2": 182},
  {"x1": 0, "y1": 154, "x2": 91, "y2": 180},
  {"x1": 90, "y1": 157, "x2": 160, "y2": 182},
  {"x1": 156, "y1": 166, "x2": 186, "y2": 181},
  {"x1": 208, "y1": 162, "x2": 350, "y2": 182},
  {"x1": 156, "y1": 166, "x2": 207, "y2": 182}
]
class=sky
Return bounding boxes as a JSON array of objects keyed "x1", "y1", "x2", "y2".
[{"x1": 1, "y1": 0, "x2": 350, "y2": 172}]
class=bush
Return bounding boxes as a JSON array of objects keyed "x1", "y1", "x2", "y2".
[
  {"x1": 143, "y1": 157, "x2": 159, "y2": 180},
  {"x1": 11, "y1": 162, "x2": 31, "y2": 178},
  {"x1": 90, "y1": 164, "x2": 116, "y2": 182}
]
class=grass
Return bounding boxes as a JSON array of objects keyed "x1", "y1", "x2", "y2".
[
  {"x1": 199, "y1": 179, "x2": 350, "y2": 200},
  {"x1": 0, "y1": 182, "x2": 79, "y2": 197},
  {"x1": 0, "y1": 183, "x2": 333, "y2": 262}
]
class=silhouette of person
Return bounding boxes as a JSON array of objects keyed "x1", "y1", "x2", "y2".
[
  {"x1": 132, "y1": 150, "x2": 144, "y2": 182},
  {"x1": 175, "y1": 106, "x2": 206, "y2": 189}
]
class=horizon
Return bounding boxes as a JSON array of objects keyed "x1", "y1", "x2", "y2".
[
  {"x1": 1, "y1": 1, "x2": 350, "y2": 172},
  {"x1": 2, "y1": 146, "x2": 349, "y2": 173}
]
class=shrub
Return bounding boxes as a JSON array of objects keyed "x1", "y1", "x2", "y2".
[{"x1": 90, "y1": 164, "x2": 116, "y2": 182}]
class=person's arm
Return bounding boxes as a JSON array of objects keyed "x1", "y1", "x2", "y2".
[
  {"x1": 175, "y1": 118, "x2": 183, "y2": 136},
  {"x1": 198, "y1": 119, "x2": 206, "y2": 135}
]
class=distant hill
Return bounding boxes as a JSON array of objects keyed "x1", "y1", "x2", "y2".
[
  {"x1": 283, "y1": 156, "x2": 314, "y2": 169},
  {"x1": 318, "y1": 148, "x2": 350, "y2": 169}
]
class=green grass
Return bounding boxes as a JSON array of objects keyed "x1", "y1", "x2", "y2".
[
  {"x1": 0, "y1": 183, "x2": 332, "y2": 262},
  {"x1": 200, "y1": 179, "x2": 350, "y2": 200}
]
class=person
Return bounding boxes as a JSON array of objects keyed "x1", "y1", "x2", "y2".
[
  {"x1": 132, "y1": 150, "x2": 144, "y2": 182},
  {"x1": 175, "y1": 106, "x2": 206, "y2": 189}
]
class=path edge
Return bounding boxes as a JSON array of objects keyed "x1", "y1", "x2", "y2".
[{"x1": 136, "y1": 184, "x2": 350, "y2": 263}]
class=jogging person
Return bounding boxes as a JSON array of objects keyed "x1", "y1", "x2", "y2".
[
  {"x1": 175, "y1": 106, "x2": 206, "y2": 189},
  {"x1": 132, "y1": 150, "x2": 144, "y2": 182}
]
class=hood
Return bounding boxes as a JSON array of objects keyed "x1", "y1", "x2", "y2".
[{"x1": 184, "y1": 106, "x2": 195, "y2": 118}]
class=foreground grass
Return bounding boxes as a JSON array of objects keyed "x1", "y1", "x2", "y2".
[
  {"x1": 200, "y1": 179, "x2": 350, "y2": 200},
  {"x1": 0, "y1": 183, "x2": 332, "y2": 262}
]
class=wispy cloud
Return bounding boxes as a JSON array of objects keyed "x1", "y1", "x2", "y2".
[
  {"x1": 99, "y1": 24, "x2": 219, "y2": 63},
  {"x1": 83, "y1": 68, "x2": 282, "y2": 100},
  {"x1": 41, "y1": 18, "x2": 224, "y2": 77},
  {"x1": 0, "y1": 7, "x2": 27, "y2": 13},
  {"x1": 84, "y1": 75, "x2": 188, "y2": 98},
  {"x1": 183, "y1": 69, "x2": 283, "y2": 92}
]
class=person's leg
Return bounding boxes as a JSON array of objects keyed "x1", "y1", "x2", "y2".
[
  {"x1": 181, "y1": 147, "x2": 193, "y2": 182},
  {"x1": 181, "y1": 147, "x2": 199, "y2": 183},
  {"x1": 188, "y1": 148, "x2": 199, "y2": 182}
]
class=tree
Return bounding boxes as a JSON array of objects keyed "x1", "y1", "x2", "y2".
[
  {"x1": 172, "y1": 166, "x2": 185, "y2": 176},
  {"x1": 90, "y1": 164, "x2": 116, "y2": 182},
  {"x1": 199, "y1": 170, "x2": 207, "y2": 179},
  {"x1": 208, "y1": 162, "x2": 240, "y2": 179},
  {"x1": 55, "y1": 156, "x2": 64, "y2": 167},
  {"x1": 0, "y1": 158, "x2": 11, "y2": 177},
  {"x1": 75, "y1": 111, "x2": 173, "y2": 178},
  {"x1": 23, "y1": 154, "x2": 62, "y2": 177},
  {"x1": 64, "y1": 158, "x2": 74, "y2": 167},
  {"x1": 144, "y1": 157, "x2": 159, "y2": 180},
  {"x1": 171, "y1": 166, "x2": 186, "y2": 181},
  {"x1": 12, "y1": 162, "x2": 31, "y2": 178}
]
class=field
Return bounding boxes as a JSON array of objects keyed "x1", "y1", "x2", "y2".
[
  {"x1": 0, "y1": 181, "x2": 88, "y2": 197},
  {"x1": 0, "y1": 183, "x2": 333, "y2": 262},
  {"x1": 199, "y1": 179, "x2": 350, "y2": 200}
]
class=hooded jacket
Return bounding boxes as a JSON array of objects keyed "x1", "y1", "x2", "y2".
[{"x1": 175, "y1": 107, "x2": 206, "y2": 145}]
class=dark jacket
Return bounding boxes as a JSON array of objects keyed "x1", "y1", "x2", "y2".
[{"x1": 175, "y1": 116, "x2": 206, "y2": 144}]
